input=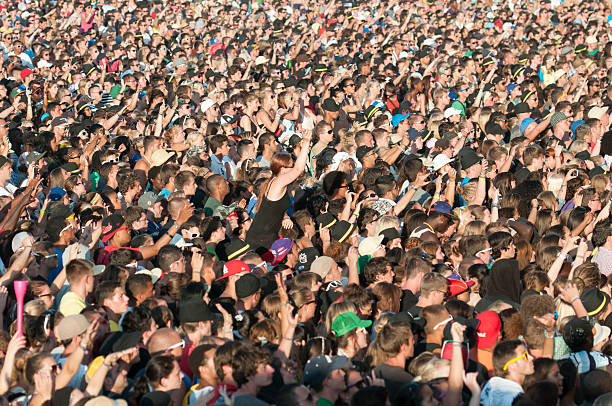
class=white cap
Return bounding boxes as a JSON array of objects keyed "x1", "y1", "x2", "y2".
[
  {"x1": 431, "y1": 154, "x2": 454, "y2": 171},
  {"x1": 358, "y1": 235, "x2": 385, "y2": 256},
  {"x1": 200, "y1": 99, "x2": 217, "y2": 114},
  {"x1": 254, "y1": 56, "x2": 269, "y2": 66},
  {"x1": 444, "y1": 107, "x2": 462, "y2": 119}
]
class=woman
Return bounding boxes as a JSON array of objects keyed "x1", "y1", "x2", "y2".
[
  {"x1": 134, "y1": 355, "x2": 183, "y2": 404},
  {"x1": 246, "y1": 131, "x2": 311, "y2": 252},
  {"x1": 239, "y1": 93, "x2": 261, "y2": 134},
  {"x1": 256, "y1": 89, "x2": 282, "y2": 136}
]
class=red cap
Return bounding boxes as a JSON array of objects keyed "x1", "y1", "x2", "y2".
[
  {"x1": 447, "y1": 279, "x2": 474, "y2": 297},
  {"x1": 476, "y1": 311, "x2": 502, "y2": 349},
  {"x1": 217, "y1": 259, "x2": 250, "y2": 281},
  {"x1": 209, "y1": 42, "x2": 225, "y2": 56},
  {"x1": 20, "y1": 68, "x2": 34, "y2": 81}
]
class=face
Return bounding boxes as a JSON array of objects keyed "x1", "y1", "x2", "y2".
[
  {"x1": 36, "y1": 285, "x2": 55, "y2": 309},
  {"x1": 161, "y1": 361, "x2": 183, "y2": 391},
  {"x1": 420, "y1": 385, "x2": 441, "y2": 406},
  {"x1": 293, "y1": 385, "x2": 315, "y2": 406},
  {"x1": 252, "y1": 363, "x2": 275, "y2": 387},
  {"x1": 106, "y1": 287, "x2": 129, "y2": 314}
]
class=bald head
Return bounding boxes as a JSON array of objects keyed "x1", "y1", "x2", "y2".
[
  {"x1": 206, "y1": 174, "x2": 224, "y2": 193},
  {"x1": 168, "y1": 197, "x2": 187, "y2": 219},
  {"x1": 147, "y1": 328, "x2": 182, "y2": 357}
]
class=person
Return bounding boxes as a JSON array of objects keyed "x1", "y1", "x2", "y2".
[
  {"x1": 246, "y1": 132, "x2": 311, "y2": 251},
  {"x1": 231, "y1": 346, "x2": 275, "y2": 406},
  {"x1": 481, "y1": 340, "x2": 535, "y2": 406}
]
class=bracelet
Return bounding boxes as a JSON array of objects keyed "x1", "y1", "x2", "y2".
[
  {"x1": 571, "y1": 296, "x2": 581, "y2": 303},
  {"x1": 322, "y1": 239, "x2": 330, "y2": 243},
  {"x1": 544, "y1": 330, "x2": 555, "y2": 338},
  {"x1": 103, "y1": 359, "x2": 111, "y2": 367},
  {"x1": 79, "y1": 344, "x2": 88, "y2": 352},
  {"x1": 479, "y1": 176, "x2": 486, "y2": 180}
]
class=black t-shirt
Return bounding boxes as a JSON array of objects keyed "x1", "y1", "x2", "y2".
[
  {"x1": 414, "y1": 341, "x2": 441, "y2": 357},
  {"x1": 400, "y1": 290, "x2": 418, "y2": 312},
  {"x1": 373, "y1": 363, "x2": 414, "y2": 402}
]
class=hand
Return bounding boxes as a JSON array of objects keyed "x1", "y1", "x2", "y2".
[
  {"x1": 281, "y1": 218, "x2": 293, "y2": 230},
  {"x1": 274, "y1": 272, "x2": 289, "y2": 303},
  {"x1": 531, "y1": 199, "x2": 539, "y2": 209},
  {"x1": 562, "y1": 237, "x2": 580, "y2": 254},
  {"x1": 414, "y1": 172, "x2": 430, "y2": 189},
  {"x1": 80, "y1": 319, "x2": 99, "y2": 348},
  {"x1": 559, "y1": 282, "x2": 581, "y2": 303},
  {"x1": 176, "y1": 203, "x2": 194, "y2": 225},
  {"x1": 191, "y1": 251, "x2": 204, "y2": 275},
  {"x1": 447, "y1": 167, "x2": 456, "y2": 180},
  {"x1": 450, "y1": 322, "x2": 466, "y2": 342},
  {"x1": 105, "y1": 347, "x2": 138, "y2": 367},
  {"x1": 5, "y1": 333, "x2": 26, "y2": 357},
  {"x1": 463, "y1": 371, "x2": 481, "y2": 394},
  {"x1": 347, "y1": 246, "x2": 359, "y2": 267},
  {"x1": 0, "y1": 286, "x2": 9, "y2": 313},
  {"x1": 367, "y1": 370, "x2": 386, "y2": 387},
  {"x1": 68, "y1": 243, "x2": 79, "y2": 262},
  {"x1": 34, "y1": 370, "x2": 53, "y2": 401},
  {"x1": 319, "y1": 224, "x2": 331, "y2": 243},
  {"x1": 215, "y1": 304, "x2": 233, "y2": 329},
  {"x1": 534, "y1": 314, "x2": 556, "y2": 331}
]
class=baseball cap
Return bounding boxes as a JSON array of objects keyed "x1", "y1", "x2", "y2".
[
  {"x1": 57, "y1": 314, "x2": 90, "y2": 341},
  {"x1": 356, "y1": 145, "x2": 374, "y2": 161},
  {"x1": 475, "y1": 311, "x2": 502, "y2": 349},
  {"x1": 236, "y1": 274, "x2": 261, "y2": 298},
  {"x1": 296, "y1": 247, "x2": 320, "y2": 272},
  {"x1": 49, "y1": 187, "x2": 67, "y2": 202},
  {"x1": 358, "y1": 235, "x2": 384, "y2": 257},
  {"x1": 431, "y1": 201, "x2": 453, "y2": 216},
  {"x1": 200, "y1": 99, "x2": 216, "y2": 113},
  {"x1": 25, "y1": 151, "x2": 45, "y2": 166},
  {"x1": 430, "y1": 154, "x2": 454, "y2": 171},
  {"x1": 150, "y1": 149, "x2": 175, "y2": 167},
  {"x1": 310, "y1": 256, "x2": 335, "y2": 279},
  {"x1": 138, "y1": 191, "x2": 163, "y2": 210},
  {"x1": 322, "y1": 98, "x2": 340, "y2": 112},
  {"x1": 304, "y1": 355, "x2": 350, "y2": 386},
  {"x1": 101, "y1": 213, "x2": 125, "y2": 243},
  {"x1": 135, "y1": 268, "x2": 163, "y2": 284},
  {"x1": 217, "y1": 259, "x2": 250, "y2": 280},
  {"x1": 447, "y1": 278, "x2": 475, "y2": 297},
  {"x1": 331, "y1": 311, "x2": 372, "y2": 336},
  {"x1": 266, "y1": 238, "x2": 293, "y2": 265},
  {"x1": 178, "y1": 299, "x2": 214, "y2": 323}
]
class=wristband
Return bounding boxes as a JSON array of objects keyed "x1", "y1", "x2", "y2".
[
  {"x1": 544, "y1": 330, "x2": 555, "y2": 338},
  {"x1": 571, "y1": 296, "x2": 581, "y2": 303}
]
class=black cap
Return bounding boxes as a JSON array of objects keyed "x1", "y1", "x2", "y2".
[
  {"x1": 356, "y1": 146, "x2": 374, "y2": 161},
  {"x1": 322, "y1": 98, "x2": 340, "y2": 112},
  {"x1": 179, "y1": 299, "x2": 214, "y2": 323},
  {"x1": 112, "y1": 331, "x2": 142, "y2": 352},
  {"x1": 102, "y1": 212, "x2": 125, "y2": 242},
  {"x1": 330, "y1": 220, "x2": 356, "y2": 243},
  {"x1": 379, "y1": 227, "x2": 401, "y2": 244},
  {"x1": 236, "y1": 274, "x2": 260, "y2": 298},
  {"x1": 0, "y1": 155, "x2": 10, "y2": 168},
  {"x1": 315, "y1": 213, "x2": 337, "y2": 229},
  {"x1": 459, "y1": 147, "x2": 481, "y2": 170},
  {"x1": 514, "y1": 102, "x2": 531, "y2": 114},
  {"x1": 61, "y1": 162, "x2": 81, "y2": 174},
  {"x1": 581, "y1": 287, "x2": 610, "y2": 317},
  {"x1": 219, "y1": 239, "x2": 251, "y2": 261},
  {"x1": 296, "y1": 247, "x2": 320, "y2": 272},
  {"x1": 562, "y1": 317, "x2": 593, "y2": 350},
  {"x1": 45, "y1": 217, "x2": 68, "y2": 241}
]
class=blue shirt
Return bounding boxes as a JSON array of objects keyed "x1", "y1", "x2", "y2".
[{"x1": 210, "y1": 154, "x2": 226, "y2": 178}]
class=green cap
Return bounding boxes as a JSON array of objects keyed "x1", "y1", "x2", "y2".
[
  {"x1": 331, "y1": 312, "x2": 372, "y2": 337},
  {"x1": 109, "y1": 85, "x2": 122, "y2": 99}
]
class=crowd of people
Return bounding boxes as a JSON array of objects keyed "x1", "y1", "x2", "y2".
[{"x1": 0, "y1": 0, "x2": 611, "y2": 405}]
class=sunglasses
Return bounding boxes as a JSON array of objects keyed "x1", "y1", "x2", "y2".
[
  {"x1": 165, "y1": 339, "x2": 185, "y2": 353},
  {"x1": 503, "y1": 351, "x2": 528, "y2": 370},
  {"x1": 475, "y1": 247, "x2": 492, "y2": 256}
]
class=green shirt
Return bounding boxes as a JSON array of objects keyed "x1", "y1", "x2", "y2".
[
  {"x1": 316, "y1": 398, "x2": 334, "y2": 406},
  {"x1": 203, "y1": 196, "x2": 221, "y2": 217}
]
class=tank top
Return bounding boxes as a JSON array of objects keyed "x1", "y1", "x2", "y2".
[{"x1": 246, "y1": 186, "x2": 291, "y2": 251}]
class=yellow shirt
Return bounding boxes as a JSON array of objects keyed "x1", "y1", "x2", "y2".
[{"x1": 58, "y1": 292, "x2": 86, "y2": 316}]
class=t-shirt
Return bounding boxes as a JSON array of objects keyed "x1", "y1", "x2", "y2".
[
  {"x1": 480, "y1": 376, "x2": 523, "y2": 406},
  {"x1": 373, "y1": 363, "x2": 414, "y2": 401},
  {"x1": 58, "y1": 291, "x2": 87, "y2": 316},
  {"x1": 233, "y1": 394, "x2": 270, "y2": 406}
]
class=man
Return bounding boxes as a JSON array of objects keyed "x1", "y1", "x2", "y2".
[
  {"x1": 475, "y1": 311, "x2": 502, "y2": 375},
  {"x1": 592, "y1": 221, "x2": 612, "y2": 276},
  {"x1": 399, "y1": 256, "x2": 431, "y2": 311},
  {"x1": 415, "y1": 305, "x2": 451, "y2": 355},
  {"x1": 372, "y1": 319, "x2": 414, "y2": 401},
  {"x1": 409, "y1": 203, "x2": 453, "y2": 243},
  {"x1": 550, "y1": 112, "x2": 571, "y2": 143},
  {"x1": 310, "y1": 256, "x2": 342, "y2": 284},
  {"x1": 125, "y1": 273, "x2": 154, "y2": 307},
  {"x1": 362, "y1": 257, "x2": 394, "y2": 289},
  {"x1": 236, "y1": 274, "x2": 261, "y2": 311},
  {"x1": 481, "y1": 340, "x2": 534, "y2": 406},
  {"x1": 257, "y1": 133, "x2": 277, "y2": 168},
  {"x1": 231, "y1": 346, "x2": 276, "y2": 406},
  {"x1": 59, "y1": 259, "x2": 95, "y2": 316},
  {"x1": 185, "y1": 344, "x2": 219, "y2": 405},
  {"x1": 406, "y1": 272, "x2": 448, "y2": 318},
  {"x1": 203, "y1": 175, "x2": 229, "y2": 217},
  {"x1": 178, "y1": 299, "x2": 215, "y2": 380},
  {"x1": 209, "y1": 134, "x2": 231, "y2": 178},
  {"x1": 55, "y1": 314, "x2": 91, "y2": 388},
  {"x1": 95, "y1": 281, "x2": 129, "y2": 332},
  {"x1": 0, "y1": 156, "x2": 16, "y2": 197},
  {"x1": 304, "y1": 354, "x2": 349, "y2": 406}
]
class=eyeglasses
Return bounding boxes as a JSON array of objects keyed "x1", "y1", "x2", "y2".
[
  {"x1": 37, "y1": 293, "x2": 54, "y2": 298},
  {"x1": 503, "y1": 351, "x2": 528, "y2": 370},
  {"x1": 433, "y1": 316, "x2": 453, "y2": 330},
  {"x1": 186, "y1": 232, "x2": 200, "y2": 239},
  {"x1": 345, "y1": 379, "x2": 367, "y2": 391},
  {"x1": 165, "y1": 339, "x2": 185, "y2": 353},
  {"x1": 60, "y1": 223, "x2": 73, "y2": 234},
  {"x1": 475, "y1": 247, "x2": 492, "y2": 256}
]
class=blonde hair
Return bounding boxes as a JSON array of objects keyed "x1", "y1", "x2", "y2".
[
  {"x1": 374, "y1": 216, "x2": 400, "y2": 236},
  {"x1": 325, "y1": 301, "x2": 358, "y2": 335},
  {"x1": 413, "y1": 357, "x2": 450, "y2": 382}
]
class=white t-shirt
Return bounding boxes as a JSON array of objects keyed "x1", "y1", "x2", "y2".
[
  {"x1": 0, "y1": 183, "x2": 17, "y2": 197},
  {"x1": 481, "y1": 376, "x2": 524, "y2": 406}
]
